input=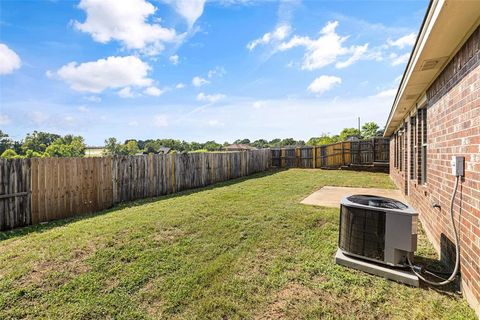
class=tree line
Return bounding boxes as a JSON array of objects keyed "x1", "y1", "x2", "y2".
[{"x1": 0, "y1": 122, "x2": 383, "y2": 159}]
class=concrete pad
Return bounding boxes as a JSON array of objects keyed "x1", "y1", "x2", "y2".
[
  {"x1": 335, "y1": 249, "x2": 419, "y2": 287},
  {"x1": 301, "y1": 186, "x2": 406, "y2": 208}
]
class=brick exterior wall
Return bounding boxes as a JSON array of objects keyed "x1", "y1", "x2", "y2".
[{"x1": 389, "y1": 27, "x2": 480, "y2": 316}]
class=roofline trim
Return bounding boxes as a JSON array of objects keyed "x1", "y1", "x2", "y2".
[{"x1": 383, "y1": 0, "x2": 441, "y2": 137}]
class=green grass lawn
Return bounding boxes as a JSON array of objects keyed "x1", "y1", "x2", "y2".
[{"x1": 0, "y1": 169, "x2": 475, "y2": 319}]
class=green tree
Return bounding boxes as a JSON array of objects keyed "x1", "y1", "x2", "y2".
[
  {"x1": 339, "y1": 128, "x2": 361, "y2": 141},
  {"x1": 204, "y1": 141, "x2": 222, "y2": 151},
  {"x1": 279, "y1": 138, "x2": 297, "y2": 147},
  {"x1": 124, "y1": 140, "x2": 140, "y2": 155},
  {"x1": 307, "y1": 134, "x2": 339, "y2": 146},
  {"x1": 252, "y1": 139, "x2": 269, "y2": 148},
  {"x1": 21, "y1": 131, "x2": 61, "y2": 154},
  {"x1": 24, "y1": 150, "x2": 43, "y2": 158},
  {"x1": 103, "y1": 137, "x2": 124, "y2": 155},
  {"x1": 361, "y1": 122, "x2": 380, "y2": 139},
  {"x1": 0, "y1": 130, "x2": 13, "y2": 154},
  {"x1": 269, "y1": 139, "x2": 281, "y2": 147},
  {"x1": 1, "y1": 149, "x2": 21, "y2": 159},
  {"x1": 44, "y1": 136, "x2": 86, "y2": 157},
  {"x1": 190, "y1": 142, "x2": 203, "y2": 151},
  {"x1": 234, "y1": 138, "x2": 251, "y2": 145}
]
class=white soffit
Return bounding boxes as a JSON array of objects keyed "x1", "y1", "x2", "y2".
[{"x1": 384, "y1": 0, "x2": 480, "y2": 136}]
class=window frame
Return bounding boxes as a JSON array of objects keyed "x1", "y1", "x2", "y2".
[{"x1": 418, "y1": 106, "x2": 428, "y2": 185}]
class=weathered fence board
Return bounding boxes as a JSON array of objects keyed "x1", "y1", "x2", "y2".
[
  {"x1": 112, "y1": 149, "x2": 270, "y2": 204},
  {"x1": 272, "y1": 138, "x2": 389, "y2": 170},
  {"x1": 0, "y1": 159, "x2": 31, "y2": 230}
]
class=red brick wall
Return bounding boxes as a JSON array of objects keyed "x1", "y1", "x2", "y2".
[{"x1": 389, "y1": 27, "x2": 480, "y2": 316}]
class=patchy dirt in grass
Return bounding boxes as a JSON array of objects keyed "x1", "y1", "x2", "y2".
[
  {"x1": 153, "y1": 227, "x2": 186, "y2": 243},
  {"x1": 254, "y1": 276, "x2": 390, "y2": 320},
  {"x1": 16, "y1": 243, "x2": 97, "y2": 289},
  {"x1": 136, "y1": 277, "x2": 165, "y2": 318},
  {"x1": 311, "y1": 217, "x2": 327, "y2": 228},
  {"x1": 255, "y1": 283, "x2": 317, "y2": 319}
]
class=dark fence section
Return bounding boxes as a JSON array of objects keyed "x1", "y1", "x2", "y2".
[
  {"x1": 271, "y1": 138, "x2": 389, "y2": 170},
  {"x1": 112, "y1": 150, "x2": 270, "y2": 204},
  {"x1": 0, "y1": 159, "x2": 31, "y2": 230}
]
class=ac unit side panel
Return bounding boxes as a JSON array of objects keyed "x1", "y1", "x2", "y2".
[{"x1": 384, "y1": 213, "x2": 417, "y2": 265}]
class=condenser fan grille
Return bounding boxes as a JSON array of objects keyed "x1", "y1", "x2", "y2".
[
  {"x1": 347, "y1": 195, "x2": 408, "y2": 209},
  {"x1": 339, "y1": 206, "x2": 386, "y2": 261}
]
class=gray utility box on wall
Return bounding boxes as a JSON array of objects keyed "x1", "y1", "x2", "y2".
[{"x1": 339, "y1": 195, "x2": 418, "y2": 267}]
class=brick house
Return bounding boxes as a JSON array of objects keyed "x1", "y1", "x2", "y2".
[{"x1": 384, "y1": 0, "x2": 480, "y2": 315}]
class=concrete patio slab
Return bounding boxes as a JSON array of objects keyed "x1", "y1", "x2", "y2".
[{"x1": 301, "y1": 186, "x2": 406, "y2": 208}]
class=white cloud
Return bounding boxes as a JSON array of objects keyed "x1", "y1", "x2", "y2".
[
  {"x1": 208, "y1": 66, "x2": 226, "y2": 78},
  {"x1": 278, "y1": 21, "x2": 368, "y2": 70},
  {"x1": 74, "y1": 0, "x2": 179, "y2": 55},
  {"x1": 247, "y1": 24, "x2": 291, "y2": 51},
  {"x1": 388, "y1": 32, "x2": 416, "y2": 49},
  {"x1": 118, "y1": 86, "x2": 134, "y2": 98},
  {"x1": 64, "y1": 115, "x2": 75, "y2": 123},
  {"x1": 169, "y1": 54, "x2": 179, "y2": 65},
  {"x1": 192, "y1": 76, "x2": 210, "y2": 87},
  {"x1": 307, "y1": 75, "x2": 342, "y2": 94},
  {"x1": 84, "y1": 95, "x2": 101, "y2": 102},
  {"x1": 390, "y1": 52, "x2": 410, "y2": 66},
  {"x1": 29, "y1": 111, "x2": 49, "y2": 124},
  {"x1": 335, "y1": 43, "x2": 368, "y2": 69},
  {"x1": 143, "y1": 86, "x2": 164, "y2": 96},
  {"x1": 153, "y1": 114, "x2": 168, "y2": 127},
  {"x1": 207, "y1": 119, "x2": 224, "y2": 127},
  {"x1": 0, "y1": 114, "x2": 11, "y2": 125},
  {"x1": 55, "y1": 56, "x2": 152, "y2": 93},
  {"x1": 197, "y1": 92, "x2": 226, "y2": 103},
  {"x1": 169, "y1": 0, "x2": 206, "y2": 28},
  {"x1": 253, "y1": 100, "x2": 266, "y2": 109},
  {"x1": 128, "y1": 120, "x2": 139, "y2": 126},
  {"x1": 176, "y1": 82, "x2": 186, "y2": 89},
  {"x1": 78, "y1": 106, "x2": 90, "y2": 112},
  {"x1": 0, "y1": 43, "x2": 21, "y2": 75},
  {"x1": 373, "y1": 88, "x2": 397, "y2": 99}
]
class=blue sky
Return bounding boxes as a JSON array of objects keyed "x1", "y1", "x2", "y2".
[{"x1": 0, "y1": 0, "x2": 427, "y2": 145}]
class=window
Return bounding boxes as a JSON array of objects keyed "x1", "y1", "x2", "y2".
[
  {"x1": 417, "y1": 108, "x2": 427, "y2": 184},
  {"x1": 403, "y1": 122, "x2": 408, "y2": 173},
  {"x1": 393, "y1": 133, "x2": 398, "y2": 168},
  {"x1": 399, "y1": 131, "x2": 403, "y2": 171},
  {"x1": 410, "y1": 116, "x2": 416, "y2": 180}
]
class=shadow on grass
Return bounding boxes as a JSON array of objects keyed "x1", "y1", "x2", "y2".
[
  {"x1": 0, "y1": 169, "x2": 284, "y2": 242},
  {"x1": 412, "y1": 253, "x2": 462, "y2": 296}
]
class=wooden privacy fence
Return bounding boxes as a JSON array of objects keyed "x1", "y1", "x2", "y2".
[
  {"x1": 0, "y1": 149, "x2": 270, "y2": 231},
  {"x1": 112, "y1": 151, "x2": 269, "y2": 203},
  {"x1": 271, "y1": 138, "x2": 390, "y2": 169},
  {"x1": 31, "y1": 157, "x2": 113, "y2": 225},
  {"x1": 0, "y1": 159, "x2": 31, "y2": 230}
]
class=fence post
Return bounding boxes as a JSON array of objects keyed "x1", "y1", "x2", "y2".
[
  {"x1": 372, "y1": 138, "x2": 376, "y2": 163},
  {"x1": 295, "y1": 148, "x2": 298, "y2": 167},
  {"x1": 312, "y1": 146, "x2": 316, "y2": 168},
  {"x1": 171, "y1": 154, "x2": 176, "y2": 193}
]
